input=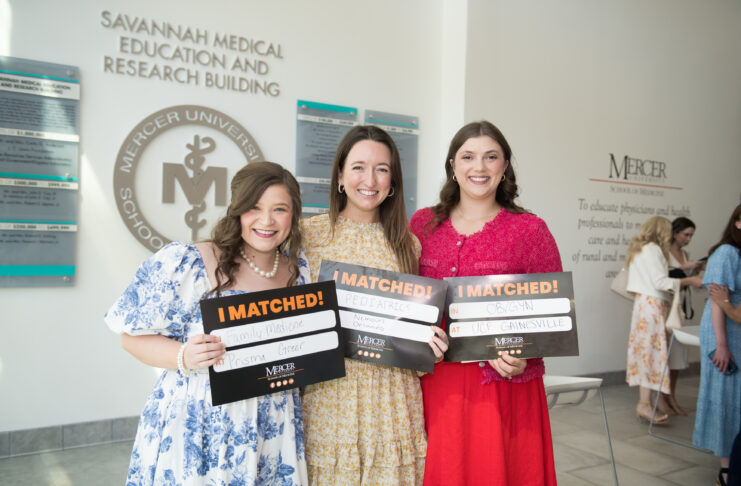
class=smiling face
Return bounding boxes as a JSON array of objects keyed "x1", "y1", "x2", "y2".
[
  {"x1": 239, "y1": 184, "x2": 293, "y2": 256},
  {"x1": 450, "y1": 135, "x2": 509, "y2": 204},
  {"x1": 674, "y1": 226, "x2": 695, "y2": 248},
  {"x1": 337, "y1": 139, "x2": 393, "y2": 222}
]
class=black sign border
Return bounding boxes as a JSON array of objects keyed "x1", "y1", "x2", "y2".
[
  {"x1": 200, "y1": 280, "x2": 345, "y2": 405},
  {"x1": 444, "y1": 271, "x2": 579, "y2": 361},
  {"x1": 319, "y1": 260, "x2": 447, "y2": 373}
]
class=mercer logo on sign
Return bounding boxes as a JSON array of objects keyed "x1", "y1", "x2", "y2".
[{"x1": 608, "y1": 154, "x2": 667, "y2": 182}]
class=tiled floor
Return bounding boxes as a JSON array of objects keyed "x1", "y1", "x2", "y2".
[
  {"x1": 551, "y1": 375, "x2": 718, "y2": 485},
  {"x1": 0, "y1": 376, "x2": 722, "y2": 485}
]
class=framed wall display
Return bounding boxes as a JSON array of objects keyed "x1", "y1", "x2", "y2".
[
  {"x1": 0, "y1": 56, "x2": 80, "y2": 287},
  {"x1": 295, "y1": 99, "x2": 357, "y2": 217},
  {"x1": 365, "y1": 110, "x2": 419, "y2": 219}
]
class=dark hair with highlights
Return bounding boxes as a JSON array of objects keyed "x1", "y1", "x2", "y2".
[
  {"x1": 671, "y1": 217, "x2": 695, "y2": 242},
  {"x1": 427, "y1": 120, "x2": 527, "y2": 233},
  {"x1": 208, "y1": 162, "x2": 303, "y2": 295},
  {"x1": 327, "y1": 125, "x2": 418, "y2": 274},
  {"x1": 708, "y1": 204, "x2": 741, "y2": 258}
]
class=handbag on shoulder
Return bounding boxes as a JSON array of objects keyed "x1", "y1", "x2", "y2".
[{"x1": 610, "y1": 268, "x2": 633, "y2": 300}]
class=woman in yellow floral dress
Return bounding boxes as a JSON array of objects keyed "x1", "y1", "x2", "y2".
[
  {"x1": 300, "y1": 125, "x2": 448, "y2": 485},
  {"x1": 625, "y1": 216, "x2": 703, "y2": 424}
]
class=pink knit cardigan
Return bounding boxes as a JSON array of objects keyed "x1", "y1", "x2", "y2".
[{"x1": 410, "y1": 207, "x2": 563, "y2": 383}]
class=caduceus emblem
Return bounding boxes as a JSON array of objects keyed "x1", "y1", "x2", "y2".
[
  {"x1": 183, "y1": 135, "x2": 214, "y2": 240},
  {"x1": 162, "y1": 135, "x2": 228, "y2": 242}
]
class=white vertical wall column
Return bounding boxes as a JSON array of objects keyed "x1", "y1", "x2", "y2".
[{"x1": 417, "y1": 0, "x2": 469, "y2": 208}]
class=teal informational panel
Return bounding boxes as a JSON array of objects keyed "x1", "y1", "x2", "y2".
[
  {"x1": 295, "y1": 100, "x2": 357, "y2": 217},
  {"x1": 0, "y1": 56, "x2": 80, "y2": 287},
  {"x1": 365, "y1": 111, "x2": 419, "y2": 220}
]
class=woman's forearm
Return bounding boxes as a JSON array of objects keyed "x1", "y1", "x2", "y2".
[
  {"x1": 720, "y1": 300, "x2": 741, "y2": 323},
  {"x1": 121, "y1": 333, "x2": 180, "y2": 369},
  {"x1": 710, "y1": 300, "x2": 729, "y2": 348},
  {"x1": 678, "y1": 275, "x2": 702, "y2": 289}
]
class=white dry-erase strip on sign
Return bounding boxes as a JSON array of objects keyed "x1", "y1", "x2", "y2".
[
  {"x1": 214, "y1": 331, "x2": 339, "y2": 372},
  {"x1": 336, "y1": 289, "x2": 439, "y2": 323},
  {"x1": 211, "y1": 309, "x2": 336, "y2": 347},
  {"x1": 448, "y1": 297, "x2": 570, "y2": 320},
  {"x1": 448, "y1": 316, "x2": 573, "y2": 338},
  {"x1": 339, "y1": 310, "x2": 434, "y2": 342}
]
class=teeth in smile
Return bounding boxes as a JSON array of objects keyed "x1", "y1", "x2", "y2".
[
  {"x1": 254, "y1": 229, "x2": 277, "y2": 236},
  {"x1": 470, "y1": 176, "x2": 489, "y2": 182},
  {"x1": 358, "y1": 189, "x2": 378, "y2": 196}
]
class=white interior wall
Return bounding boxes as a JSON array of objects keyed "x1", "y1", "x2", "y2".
[
  {"x1": 0, "y1": 0, "x2": 443, "y2": 431},
  {"x1": 464, "y1": 0, "x2": 741, "y2": 375},
  {"x1": 433, "y1": 0, "x2": 469, "y2": 180}
]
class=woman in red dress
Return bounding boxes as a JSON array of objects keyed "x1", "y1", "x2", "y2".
[{"x1": 409, "y1": 121, "x2": 560, "y2": 486}]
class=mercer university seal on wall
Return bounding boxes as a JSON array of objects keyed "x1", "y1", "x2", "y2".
[{"x1": 113, "y1": 105, "x2": 263, "y2": 252}]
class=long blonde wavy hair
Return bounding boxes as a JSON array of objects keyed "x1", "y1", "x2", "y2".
[{"x1": 625, "y1": 216, "x2": 673, "y2": 267}]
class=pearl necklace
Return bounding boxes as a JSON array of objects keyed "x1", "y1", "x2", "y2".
[{"x1": 239, "y1": 248, "x2": 280, "y2": 278}]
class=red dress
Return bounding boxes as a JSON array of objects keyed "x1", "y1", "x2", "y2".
[{"x1": 409, "y1": 207, "x2": 562, "y2": 486}]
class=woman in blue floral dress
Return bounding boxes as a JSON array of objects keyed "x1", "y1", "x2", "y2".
[
  {"x1": 106, "y1": 162, "x2": 309, "y2": 486},
  {"x1": 693, "y1": 204, "x2": 741, "y2": 486}
]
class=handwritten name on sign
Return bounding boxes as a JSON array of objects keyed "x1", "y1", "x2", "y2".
[
  {"x1": 200, "y1": 280, "x2": 345, "y2": 405},
  {"x1": 319, "y1": 260, "x2": 447, "y2": 373},
  {"x1": 444, "y1": 272, "x2": 579, "y2": 361}
]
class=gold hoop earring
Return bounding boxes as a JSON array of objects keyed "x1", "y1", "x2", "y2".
[
  {"x1": 501, "y1": 174, "x2": 506, "y2": 182},
  {"x1": 387, "y1": 186, "x2": 395, "y2": 197},
  {"x1": 452, "y1": 175, "x2": 457, "y2": 182},
  {"x1": 338, "y1": 183, "x2": 345, "y2": 193}
]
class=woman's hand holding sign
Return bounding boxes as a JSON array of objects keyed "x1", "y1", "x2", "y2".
[
  {"x1": 429, "y1": 326, "x2": 449, "y2": 363},
  {"x1": 184, "y1": 334, "x2": 227, "y2": 370},
  {"x1": 487, "y1": 351, "x2": 526, "y2": 379}
]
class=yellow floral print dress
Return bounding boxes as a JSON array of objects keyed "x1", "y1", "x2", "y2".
[
  {"x1": 300, "y1": 214, "x2": 426, "y2": 486},
  {"x1": 626, "y1": 294, "x2": 672, "y2": 393}
]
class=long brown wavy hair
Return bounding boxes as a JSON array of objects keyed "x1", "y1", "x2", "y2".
[
  {"x1": 625, "y1": 216, "x2": 672, "y2": 268},
  {"x1": 426, "y1": 120, "x2": 527, "y2": 233},
  {"x1": 208, "y1": 162, "x2": 303, "y2": 295},
  {"x1": 327, "y1": 125, "x2": 418, "y2": 274},
  {"x1": 708, "y1": 204, "x2": 741, "y2": 257}
]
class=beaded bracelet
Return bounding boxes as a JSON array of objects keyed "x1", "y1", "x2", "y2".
[{"x1": 177, "y1": 342, "x2": 193, "y2": 377}]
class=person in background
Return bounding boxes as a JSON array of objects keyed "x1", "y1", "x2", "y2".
[
  {"x1": 710, "y1": 283, "x2": 741, "y2": 486},
  {"x1": 300, "y1": 125, "x2": 448, "y2": 485},
  {"x1": 665, "y1": 216, "x2": 705, "y2": 415},
  {"x1": 625, "y1": 216, "x2": 703, "y2": 425},
  {"x1": 693, "y1": 204, "x2": 741, "y2": 486},
  {"x1": 409, "y1": 120, "x2": 561, "y2": 486},
  {"x1": 105, "y1": 162, "x2": 310, "y2": 485}
]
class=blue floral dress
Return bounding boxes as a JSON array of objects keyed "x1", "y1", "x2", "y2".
[
  {"x1": 693, "y1": 244, "x2": 741, "y2": 457},
  {"x1": 105, "y1": 242, "x2": 309, "y2": 486}
]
